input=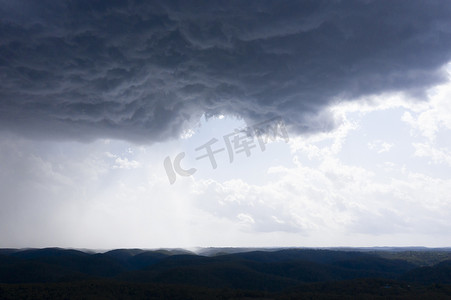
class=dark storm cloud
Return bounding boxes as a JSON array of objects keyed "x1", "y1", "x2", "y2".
[{"x1": 1, "y1": 0, "x2": 451, "y2": 142}]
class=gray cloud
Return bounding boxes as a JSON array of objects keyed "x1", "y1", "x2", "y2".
[{"x1": 1, "y1": 0, "x2": 451, "y2": 142}]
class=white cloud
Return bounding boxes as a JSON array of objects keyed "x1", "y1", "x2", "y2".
[
  {"x1": 401, "y1": 65, "x2": 451, "y2": 141},
  {"x1": 413, "y1": 143, "x2": 451, "y2": 167},
  {"x1": 237, "y1": 213, "x2": 255, "y2": 224},
  {"x1": 113, "y1": 157, "x2": 141, "y2": 169},
  {"x1": 105, "y1": 152, "x2": 116, "y2": 158},
  {"x1": 368, "y1": 140, "x2": 393, "y2": 153},
  {"x1": 180, "y1": 129, "x2": 196, "y2": 139}
]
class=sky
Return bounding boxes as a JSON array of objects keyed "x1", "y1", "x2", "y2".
[{"x1": 1, "y1": 0, "x2": 451, "y2": 249}]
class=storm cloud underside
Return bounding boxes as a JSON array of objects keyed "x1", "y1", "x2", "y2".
[{"x1": 1, "y1": 0, "x2": 451, "y2": 142}]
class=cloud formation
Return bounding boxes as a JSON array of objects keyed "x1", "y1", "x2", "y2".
[{"x1": 1, "y1": 0, "x2": 451, "y2": 142}]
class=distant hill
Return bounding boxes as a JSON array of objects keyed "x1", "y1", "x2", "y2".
[
  {"x1": 1, "y1": 247, "x2": 451, "y2": 294},
  {"x1": 401, "y1": 259, "x2": 451, "y2": 284}
]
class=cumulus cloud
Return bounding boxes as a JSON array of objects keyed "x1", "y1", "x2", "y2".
[
  {"x1": 413, "y1": 143, "x2": 451, "y2": 167},
  {"x1": 401, "y1": 70, "x2": 451, "y2": 141},
  {"x1": 188, "y1": 135, "x2": 451, "y2": 240},
  {"x1": 1, "y1": 0, "x2": 451, "y2": 142},
  {"x1": 368, "y1": 140, "x2": 393, "y2": 154},
  {"x1": 105, "y1": 151, "x2": 141, "y2": 169}
]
